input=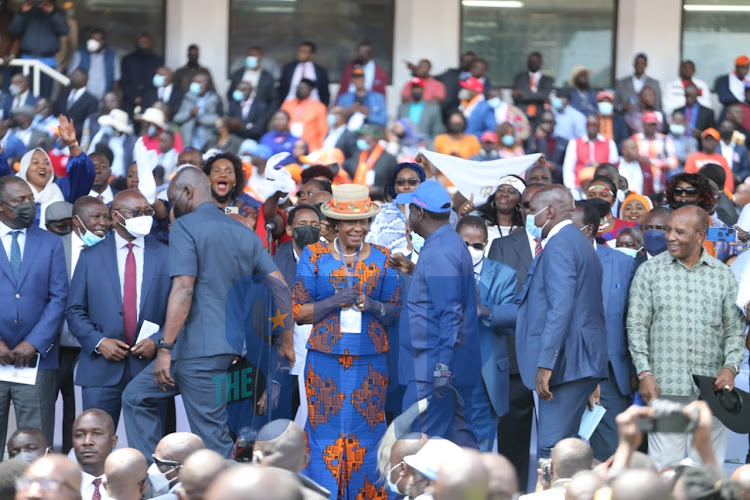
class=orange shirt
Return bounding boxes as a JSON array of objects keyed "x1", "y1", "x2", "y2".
[
  {"x1": 433, "y1": 133, "x2": 481, "y2": 159},
  {"x1": 684, "y1": 152, "x2": 734, "y2": 191},
  {"x1": 281, "y1": 98, "x2": 329, "y2": 151}
]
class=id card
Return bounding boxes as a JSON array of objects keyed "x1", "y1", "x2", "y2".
[
  {"x1": 340, "y1": 306, "x2": 362, "y2": 333},
  {"x1": 365, "y1": 169, "x2": 375, "y2": 186}
]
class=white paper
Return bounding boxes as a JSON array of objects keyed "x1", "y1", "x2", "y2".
[
  {"x1": 365, "y1": 169, "x2": 376, "y2": 187},
  {"x1": 578, "y1": 404, "x2": 607, "y2": 441},
  {"x1": 136, "y1": 320, "x2": 160, "y2": 345},
  {"x1": 347, "y1": 112, "x2": 366, "y2": 132},
  {"x1": 340, "y1": 307, "x2": 362, "y2": 333},
  {"x1": 0, "y1": 354, "x2": 40, "y2": 385}
]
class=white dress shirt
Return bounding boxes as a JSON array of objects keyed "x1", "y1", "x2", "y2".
[
  {"x1": 721, "y1": 140, "x2": 736, "y2": 169},
  {"x1": 114, "y1": 231, "x2": 144, "y2": 318},
  {"x1": 525, "y1": 229, "x2": 538, "y2": 257},
  {"x1": 81, "y1": 472, "x2": 110, "y2": 500},
  {"x1": 11, "y1": 90, "x2": 30, "y2": 112},
  {"x1": 286, "y1": 61, "x2": 319, "y2": 102},
  {"x1": 618, "y1": 157, "x2": 645, "y2": 195},
  {"x1": 632, "y1": 74, "x2": 646, "y2": 94},
  {"x1": 0, "y1": 219, "x2": 25, "y2": 260},
  {"x1": 61, "y1": 231, "x2": 87, "y2": 347},
  {"x1": 323, "y1": 125, "x2": 346, "y2": 149},
  {"x1": 67, "y1": 87, "x2": 86, "y2": 108},
  {"x1": 88, "y1": 185, "x2": 114, "y2": 205},
  {"x1": 542, "y1": 219, "x2": 573, "y2": 249},
  {"x1": 242, "y1": 68, "x2": 261, "y2": 90},
  {"x1": 158, "y1": 83, "x2": 173, "y2": 103},
  {"x1": 730, "y1": 72, "x2": 748, "y2": 103}
]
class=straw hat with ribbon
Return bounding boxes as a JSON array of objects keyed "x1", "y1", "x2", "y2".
[{"x1": 320, "y1": 184, "x2": 380, "y2": 220}]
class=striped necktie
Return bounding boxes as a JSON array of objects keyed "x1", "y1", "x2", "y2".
[{"x1": 534, "y1": 238, "x2": 542, "y2": 256}]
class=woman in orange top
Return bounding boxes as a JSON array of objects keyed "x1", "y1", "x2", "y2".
[{"x1": 433, "y1": 112, "x2": 481, "y2": 159}]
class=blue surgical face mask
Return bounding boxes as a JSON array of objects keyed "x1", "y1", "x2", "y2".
[
  {"x1": 232, "y1": 89, "x2": 244, "y2": 102},
  {"x1": 76, "y1": 216, "x2": 105, "y2": 247},
  {"x1": 245, "y1": 56, "x2": 259, "y2": 69},
  {"x1": 670, "y1": 123, "x2": 685, "y2": 136},
  {"x1": 615, "y1": 246, "x2": 640, "y2": 258},
  {"x1": 525, "y1": 205, "x2": 549, "y2": 240},
  {"x1": 597, "y1": 101, "x2": 614, "y2": 116},
  {"x1": 386, "y1": 463, "x2": 403, "y2": 494},
  {"x1": 501, "y1": 135, "x2": 515, "y2": 147},
  {"x1": 147, "y1": 125, "x2": 157, "y2": 137},
  {"x1": 550, "y1": 96, "x2": 563, "y2": 110},
  {"x1": 327, "y1": 113, "x2": 337, "y2": 127},
  {"x1": 101, "y1": 125, "x2": 114, "y2": 136},
  {"x1": 487, "y1": 97, "x2": 501, "y2": 109},
  {"x1": 410, "y1": 231, "x2": 425, "y2": 253},
  {"x1": 32, "y1": 115, "x2": 41, "y2": 126},
  {"x1": 356, "y1": 138, "x2": 370, "y2": 151},
  {"x1": 189, "y1": 81, "x2": 202, "y2": 95},
  {"x1": 152, "y1": 74, "x2": 165, "y2": 88},
  {"x1": 643, "y1": 230, "x2": 667, "y2": 255}
]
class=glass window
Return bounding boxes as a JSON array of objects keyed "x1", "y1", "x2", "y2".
[
  {"x1": 461, "y1": 0, "x2": 616, "y2": 89},
  {"x1": 682, "y1": 0, "x2": 750, "y2": 88},
  {"x1": 229, "y1": 0, "x2": 394, "y2": 82}
]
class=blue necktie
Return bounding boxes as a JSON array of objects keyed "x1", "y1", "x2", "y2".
[{"x1": 10, "y1": 231, "x2": 21, "y2": 282}]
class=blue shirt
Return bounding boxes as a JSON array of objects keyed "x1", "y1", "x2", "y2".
[
  {"x1": 408, "y1": 102, "x2": 424, "y2": 126},
  {"x1": 553, "y1": 105, "x2": 587, "y2": 141},
  {"x1": 336, "y1": 91, "x2": 387, "y2": 127},
  {"x1": 260, "y1": 130, "x2": 297, "y2": 160}
]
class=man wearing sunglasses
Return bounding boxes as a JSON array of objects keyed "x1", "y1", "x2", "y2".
[
  {"x1": 67, "y1": 189, "x2": 172, "y2": 428},
  {"x1": 147, "y1": 432, "x2": 205, "y2": 498}
]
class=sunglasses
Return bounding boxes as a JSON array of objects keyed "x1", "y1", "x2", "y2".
[
  {"x1": 152, "y1": 455, "x2": 182, "y2": 470},
  {"x1": 673, "y1": 187, "x2": 697, "y2": 196},
  {"x1": 465, "y1": 241, "x2": 486, "y2": 251},
  {"x1": 117, "y1": 208, "x2": 156, "y2": 218},
  {"x1": 394, "y1": 178, "x2": 420, "y2": 187}
]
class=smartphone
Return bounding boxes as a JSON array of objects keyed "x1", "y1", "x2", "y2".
[
  {"x1": 637, "y1": 412, "x2": 692, "y2": 433},
  {"x1": 706, "y1": 226, "x2": 736, "y2": 242},
  {"x1": 224, "y1": 206, "x2": 239, "y2": 215},
  {"x1": 538, "y1": 458, "x2": 551, "y2": 485}
]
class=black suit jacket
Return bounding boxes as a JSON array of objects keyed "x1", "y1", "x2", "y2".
[
  {"x1": 676, "y1": 104, "x2": 716, "y2": 135},
  {"x1": 142, "y1": 85, "x2": 186, "y2": 121},
  {"x1": 343, "y1": 148, "x2": 397, "y2": 201},
  {"x1": 330, "y1": 127, "x2": 358, "y2": 160},
  {"x1": 272, "y1": 241, "x2": 297, "y2": 289},
  {"x1": 54, "y1": 90, "x2": 99, "y2": 138},
  {"x1": 278, "y1": 61, "x2": 330, "y2": 107},
  {"x1": 228, "y1": 68, "x2": 276, "y2": 113},
  {"x1": 487, "y1": 229, "x2": 533, "y2": 374},
  {"x1": 512, "y1": 72, "x2": 554, "y2": 116},
  {"x1": 228, "y1": 98, "x2": 269, "y2": 141}
]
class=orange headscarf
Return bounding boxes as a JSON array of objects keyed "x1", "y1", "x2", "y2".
[{"x1": 619, "y1": 193, "x2": 653, "y2": 219}]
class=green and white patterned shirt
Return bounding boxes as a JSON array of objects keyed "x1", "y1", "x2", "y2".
[{"x1": 627, "y1": 250, "x2": 745, "y2": 396}]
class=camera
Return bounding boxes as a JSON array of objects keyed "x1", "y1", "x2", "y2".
[
  {"x1": 636, "y1": 399, "x2": 699, "y2": 433},
  {"x1": 706, "y1": 226, "x2": 736, "y2": 243},
  {"x1": 538, "y1": 458, "x2": 551, "y2": 485}
]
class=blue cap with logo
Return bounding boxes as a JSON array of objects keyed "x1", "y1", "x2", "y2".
[{"x1": 395, "y1": 180, "x2": 452, "y2": 213}]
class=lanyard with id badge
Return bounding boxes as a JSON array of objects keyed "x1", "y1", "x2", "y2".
[{"x1": 337, "y1": 239, "x2": 362, "y2": 334}]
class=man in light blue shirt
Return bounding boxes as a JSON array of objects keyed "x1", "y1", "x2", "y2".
[{"x1": 553, "y1": 88, "x2": 587, "y2": 141}]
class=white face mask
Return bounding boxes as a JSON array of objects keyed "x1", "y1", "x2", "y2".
[
  {"x1": 468, "y1": 246, "x2": 484, "y2": 267},
  {"x1": 147, "y1": 463, "x2": 171, "y2": 495},
  {"x1": 119, "y1": 214, "x2": 153, "y2": 238},
  {"x1": 86, "y1": 39, "x2": 101, "y2": 53},
  {"x1": 615, "y1": 246, "x2": 641, "y2": 258}
]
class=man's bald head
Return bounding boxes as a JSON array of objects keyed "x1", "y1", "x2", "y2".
[
  {"x1": 480, "y1": 453, "x2": 517, "y2": 500},
  {"x1": 253, "y1": 419, "x2": 307, "y2": 472},
  {"x1": 204, "y1": 465, "x2": 302, "y2": 500},
  {"x1": 550, "y1": 438, "x2": 592, "y2": 480},
  {"x1": 390, "y1": 433, "x2": 429, "y2": 465},
  {"x1": 155, "y1": 432, "x2": 205, "y2": 463},
  {"x1": 732, "y1": 464, "x2": 750, "y2": 500},
  {"x1": 72, "y1": 195, "x2": 107, "y2": 218},
  {"x1": 168, "y1": 166, "x2": 213, "y2": 212},
  {"x1": 529, "y1": 184, "x2": 575, "y2": 238},
  {"x1": 611, "y1": 470, "x2": 670, "y2": 500},
  {"x1": 177, "y1": 449, "x2": 229, "y2": 500},
  {"x1": 672, "y1": 204, "x2": 708, "y2": 232},
  {"x1": 565, "y1": 470, "x2": 604, "y2": 500},
  {"x1": 104, "y1": 448, "x2": 147, "y2": 500},
  {"x1": 434, "y1": 449, "x2": 489, "y2": 500},
  {"x1": 17, "y1": 454, "x2": 82, "y2": 500},
  {"x1": 111, "y1": 189, "x2": 149, "y2": 211},
  {"x1": 533, "y1": 184, "x2": 575, "y2": 215}
]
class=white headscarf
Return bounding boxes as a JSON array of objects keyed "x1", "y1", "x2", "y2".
[{"x1": 17, "y1": 148, "x2": 64, "y2": 229}]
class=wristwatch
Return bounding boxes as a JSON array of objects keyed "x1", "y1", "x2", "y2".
[
  {"x1": 157, "y1": 339, "x2": 174, "y2": 351},
  {"x1": 724, "y1": 364, "x2": 740, "y2": 376}
]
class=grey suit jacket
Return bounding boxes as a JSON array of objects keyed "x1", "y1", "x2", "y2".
[
  {"x1": 173, "y1": 91, "x2": 222, "y2": 148},
  {"x1": 397, "y1": 101, "x2": 445, "y2": 139},
  {"x1": 615, "y1": 75, "x2": 662, "y2": 112},
  {"x1": 59, "y1": 233, "x2": 79, "y2": 348}
]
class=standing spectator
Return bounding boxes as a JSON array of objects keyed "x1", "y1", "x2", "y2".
[
  {"x1": 401, "y1": 59, "x2": 446, "y2": 104},
  {"x1": 397, "y1": 78, "x2": 444, "y2": 140},
  {"x1": 80, "y1": 91, "x2": 120, "y2": 151},
  {"x1": 349, "y1": 125, "x2": 397, "y2": 200},
  {"x1": 120, "y1": 33, "x2": 164, "y2": 117},
  {"x1": 227, "y1": 46, "x2": 276, "y2": 115},
  {"x1": 496, "y1": 122, "x2": 525, "y2": 159},
  {"x1": 174, "y1": 72, "x2": 221, "y2": 151},
  {"x1": 54, "y1": 69, "x2": 98, "y2": 138},
  {"x1": 201, "y1": 152, "x2": 260, "y2": 220},
  {"x1": 173, "y1": 44, "x2": 213, "y2": 93},
  {"x1": 2, "y1": 74, "x2": 38, "y2": 120},
  {"x1": 562, "y1": 115, "x2": 618, "y2": 196},
  {"x1": 526, "y1": 110, "x2": 567, "y2": 182},
  {"x1": 595, "y1": 91, "x2": 629, "y2": 148},
  {"x1": 294, "y1": 184, "x2": 400, "y2": 498},
  {"x1": 675, "y1": 84, "x2": 716, "y2": 139},
  {"x1": 88, "y1": 109, "x2": 137, "y2": 179},
  {"x1": 281, "y1": 78, "x2": 328, "y2": 151},
  {"x1": 487, "y1": 86, "x2": 531, "y2": 143},
  {"x1": 260, "y1": 110, "x2": 297, "y2": 158},
  {"x1": 142, "y1": 66, "x2": 184, "y2": 121},
  {"x1": 684, "y1": 128, "x2": 734, "y2": 191},
  {"x1": 469, "y1": 58, "x2": 493, "y2": 98},
  {"x1": 718, "y1": 120, "x2": 750, "y2": 182},
  {"x1": 668, "y1": 110, "x2": 698, "y2": 173},
  {"x1": 715, "y1": 55, "x2": 750, "y2": 120},
  {"x1": 433, "y1": 111, "x2": 481, "y2": 159},
  {"x1": 726, "y1": 103, "x2": 750, "y2": 136},
  {"x1": 615, "y1": 53, "x2": 662, "y2": 113},
  {"x1": 68, "y1": 28, "x2": 120, "y2": 100},
  {"x1": 618, "y1": 138, "x2": 654, "y2": 196},
  {"x1": 8, "y1": 0, "x2": 69, "y2": 98},
  {"x1": 0, "y1": 175, "x2": 67, "y2": 455},
  {"x1": 630, "y1": 111, "x2": 678, "y2": 193},
  {"x1": 157, "y1": 133, "x2": 178, "y2": 177},
  {"x1": 10, "y1": 106, "x2": 47, "y2": 151},
  {"x1": 516, "y1": 184, "x2": 607, "y2": 458},
  {"x1": 228, "y1": 81, "x2": 267, "y2": 141},
  {"x1": 337, "y1": 66, "x2": 387, "y2": 128},
  {"x1": 663, "y1": 60, "x2": 713, "y2": 118},
  {"x1": 203, "y1": 117, "x2": 242, "y2": 155},
  {"x1": 627, "y1": 205, "x2": 745, "y2": 468},
  {"x1": 568, "y1": 65, "x2": 598, "y2": 116},
  {"x1": 551, "y1": 88, "x2": 586, "y2": 141},
  {"x1": 437, "y1": 51, "x2": 477, "y2": 117},
  {"x1": 55, "y1": 0, "x2": 77, "y2": 73},
  {"x1": 512, "y1": 51, "x2": 554, "y2": 127},
  {"x1": 336, "y1": 40, "x2": 388, "y2": 102},
  {"x1": 322, "y1": 106, "x2": 357, "y2": 160},
  {"x1": 278, "y1": 41, "x2": 330, "y2": 106},
  {"x1": 699, "y1": 163, "x2": 738, "y2": 226},
  {"x1": 459, "y1": 77, "x2": 495, "y2": 138}
]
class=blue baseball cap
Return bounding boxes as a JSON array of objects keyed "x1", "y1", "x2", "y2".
[{"x1": 395, "y1": 180, "x2": 452, "y2": 213}]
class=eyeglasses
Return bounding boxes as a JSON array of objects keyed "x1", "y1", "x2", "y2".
[
  {"x1": 643, "y1": 224, "x2": 668, "y2": 232},
  {"x1": 152, "y1": 455, "x2": 182, "y2": 471},
  {"x1": 394, "y1": 178, "x2": 420, "y2": 187},
  {"x1": 465, "y1": 241, "x2": 486, "y2": 251},
  {"x1": 673, "y1": 187, "x2": 697, "y2": 196},
  {"x1": 15, "y1": 477, "x2": 77, "y2": 493},
  {"x1": 117, "y1": 208, "x2": 155, "y2": 218}
]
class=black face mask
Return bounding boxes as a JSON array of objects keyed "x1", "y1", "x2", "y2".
[
  {"x1": 6, "y1": 201, "x2": 36, "y2": 229},
  {"x1": 293, "y1": 225, "x2": 320, "y2": 248},
  {"x1": 720, "y1": 130, "x2": 734, "y2": 141},
  {"x1": 411, "y1": 90, "x2": 423, "y2": 102},
  {"x1": 527, "y1": 61, "x2": 541, "y2": 72},
  {"x1": 448, "y1": 124, "x2": 464, "y2": 134},
  {"x1": 353, "y1": 57, "x2": 365, "y2": 66}
]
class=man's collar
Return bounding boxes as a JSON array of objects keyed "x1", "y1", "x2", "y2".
[
  {"x1": 72, "y1": 230, "x2": 85, "y2": 248},
  {"x1": 582, "y1": 134, "x2": 605, "y2": 143},
  {"x1": 542, "y1": 219, "x2": 573, "y2": 247},
  {"x1": 669, "y1": 248, "x2": 718, "y2": 269},
  {"x1": 81, "y1": 471, "x2": 105, "y2": 488},
  {"x1": 114, "y1": 230, "x2": 143, "y2": 249},
  {"x1": 0, "y1": 219, "x2": 25, "y2": 237}
]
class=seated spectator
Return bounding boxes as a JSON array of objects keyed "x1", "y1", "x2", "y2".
[
  {"x1": 563, "y1": 471, "x2": 604, "y2": 500},
  {"x1": 73, "y1": 409, "x2": 117, "y2": 500},
  {"x1": 87, "y1": 147, "x2": 115, "y2": 204},
  {"x1": 676, "y1": 84, "x2": 716, "y2": 139},
  {"x1": 726, "y1": 102, "x2": 749, "y2": 137},
  {"x1": 487, "y1": 86, "x2": 530, "y2": 143},
  {"x1": 322, "y1": 106, "x2": 357, "y2": 160},
  {"x1": 620, "y1": 192, "x2": 653, "y2": 227},
  {"x1": 526, "y1": 162, "x2": 554, "y2": 185},
  {"x1": 434, "y1": 448, "x2": 489, "y2": 500},
  {"x1": 718, "y1": 120, "x2": 750, "y2": 183},
  {"x1": 337, "y1": 66, "x2": 386, "y2": 129},
  {"x1": 80, "y1": 91, "x2": 120, "y2": 151},
  {"x1": 174, "y1": 72, "x2": 221, "y2": 152},
  {"x1": 149, "y1": 432, "x2": 206, "y2": 498},
  {"x1": 158, "y1": 131, "x2": 178, "y2": 176},
  {"x1": 68, "y1": 28, "x2": 120, "y2": 100},
  {"x1": 143, "y1": 66, "x2": 185, "y2": 120},
  {"x1": 44, "y1": 200, "x2": 73, "y2": 235},
  {"x1": 685, "y1": 128, "x2": 734, "y2": 191},
  {"x1": 663, "y1": 60, "x2": 713, "y2": 118},
  {"x1": 227, "y1": 46, "x2": 276, "y2": 114},
  {"x1": 433, "y1": 111, "x2": 481, "y2": 159},
  {"x1": 88, "y1": 109, "x2": 137, "y2": 178},
  {"x1": 567, "y1": 66, "x2": 598, "y2": 116},
  {"x1": 562, "y1": 115, "x2": 618, "y2": 197},
  {"x1": 228, "y1": 80, "x2": 268, "y2": 141},
  {"x1": 205, "y1": 465, "x2": 304, "y2": 500},
  {"x1": 10, "y1": 106, "x2": 48, "y2": 151},
  {"x1": 479, "y1": 175, "x2": 525, "y2": 248},
  {"x1": 526, "y1": 110, "x2": 567, "y2": 183},
  {"x1": 625, "y1": 86, "x2": 664, "y2": 136},
  {"x1": 459, "y1": 77, "x2": 496, "y2": 138},
  {"x1": 402, "y1": 58, "x2": 446, "y2": 104},
  {"x1": 497, "y1": 122, "x2": 525, "y2": 159},
  {"x1": 175, "y1": 449, "x2": 230, "y2": 500},
  {"x1": 7, "y1": 428, "x2": 49, "y2": 459},
  {"x1": 104, "y1": 448, "x2": 148, "y2": 500},
  {"x1": 524, "y1": 438, "x2": 592, "y2": 497},
  {"x1": 0, "y1": 457, "x2": 30, "y2": 499},
  {"x1": 480, "y1": 453, "x2": 518, "y2": 500},
  {"x1": 203, "y1": 117, "x2": 242, "y2": 155},
  {"x1": 379, "y1": 432, "x2": 429, "y2": 498},
  {"x1": 384, "y1": 118, "x2": 427, "y2": 161},
  {"x1": 260, "y1": 110, "x2": 297, "y2": 160},
  {"x1": 348, "y1": 124, "x2": 397, "y2": 200},
  {"x1": 15, "y1": 455, "x2": 82, "y2": 500},
  {"x1": 32, "y1": 98, "x2": 58, "y2": 136},
  {"x1": 618, "y1": 138, "x2": 654, "y2": 196},
  {"x1": 279, "y1": 41, "x2": 330, "y2": 106},
  {"x1": 397, "y1": 78, "x2": 444, "y2": 140},
  {"x1": 2, "y1": 74, "x2": 38, "y2": 120},
  {"x1": 551, "y1": 88, "x2": 586, "y2": 142},
  {"x1": 138, "y1": 106, "x2": 183, "y2": 153},
  {"x1": 336, "y1": 40, "x2": 388, "y2": 102},
  {"x1": 281, "y1": 78, "x2": 329, "y2": 151},
  {"x1": 699, "y1": 163, "x2": 738, "y2": 226},
  {"x1": 402, "y1": 438, "x2": 463, "y2": 499},
  {"x1": 668, "y1": 110, "x2": 698, "y2": 173},
  {"x1": 630, "y1": 111, "x2": 678, "y2": 193},
  {"x1": 471, "y1": 131, "x2": 499, "y2": 161}
]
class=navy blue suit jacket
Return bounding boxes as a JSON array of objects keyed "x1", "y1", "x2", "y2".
[
  {"x1": 515, "y1": 224, "x2": 607, "y2": 390},
  {"x1": 478, "y1": 260, "x2": 517, "y2": 416},
  {"x1": 3, "y1": 93, "x2": 39, "y2": 120},
  {"x1": 0, "y1": 226, "x2": 67, "y2": 369},
  {"x1": 597, "y1": 244, "x2": 636, "y2": 396},
  {"x1": 66, "y1": 234, "x2": 171, "y2": 387},
  {"x1": 272, "y1": 241, "x2": 296, "y2": 290}
]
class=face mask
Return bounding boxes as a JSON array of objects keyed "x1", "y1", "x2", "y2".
[
  {"x1": 669, "y1": 123, "x2": 685, "y2": 136},
  {"x1": 487, "y1": 97, "x2": 501, "y2": 109},
  {"x1": 525, "y1": 206, "x2": 549, "y2": 240},
  {"x1": 469, "y1": 246, "x2": 484, "y2": 267},
  {"x1": 152, "y1": 74, "x2": 165, "y2": 88},
  {"x1": 643, "y1": 230, "x2": 667, "y2": 255},
  {"x1": 720, "y1": 130, "x2": 734, "y2": 142},
  {"x1": 672, "y1": 200, "x2": 697, "y2": 209},
  {"x1": 597, "y1": 101, "x2": 613, "y2": 116},
  {"x1": 232, "y1": 89, "x2": 244, "y2": 102},
  {"x1": 86, "y1": 39, "x2": 101, "y2": 53},
  {"x1": 76, "y1": 216, "x2": 105, "y2": 247},
  {"x1": 295, "y1": 88, "x2": 306, "y2": 100},
  {"x1": 8, "y1": 84, "x2": 20, "y2": 96},
  {"x1": 356, "y1": 138, "x2": 370, "y2": 151},
  {"x1": 119, "y1": 214, "x2": 153, "y2": 238},
  {"x1": 327, "y1": 114, "x2": 337, "y2": 127},
  {"x1": 411, "y1": 231, "x2": 425, "y2": 253},
  {"x1": 245, "y1": 56, "x2": 259, "y2": 69},
  {"x1": 7, "y1": 201, "x2": 36, "y2": 229},
  {"x1": 411, "y1": 90, "x2": 423, "y2": 102},
  {"x1": 615, "y1": 246, "x2": 640, "y2": 258},
  {"x1": 189, "y1": 82, "x2": 202, "y2": 95},
  {"x1": 146, "y1": 125, "x2": 157, "y2": 137},
  {"x1": 458, "y1": 88, "x2": 472, "y2": 101},
  {"x1": 528, "y1": 61, "x2": 541, "y2": 72},
  {"x1": 448, "y1": 124, "x2": 464, "y2": 134},
  {"x1": 501, "y1": 135, "x2": 515, "y2": 147},
  {"x1": 293, "y1": 225, "x2": 320, "y2": 248},
  {"x1": 101, "y1": 125, "x2": 114, "y2": 136},
  {"x1": 386, "y1": 463, "x2": 403, "y2": 494},
  {"x1": 32, "y1": 115, "x2": 41, "y2": 126},
  {"x1": 147, "y1": 463, "x2": 171, "y2": 496},
  {"x1": 550, "y1": 96, "x2": 563, "y2": 110}
]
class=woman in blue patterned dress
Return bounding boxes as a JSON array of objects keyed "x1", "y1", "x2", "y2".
[{"x1": 293, "y1": 184, "x2": 401, "y2": 499}]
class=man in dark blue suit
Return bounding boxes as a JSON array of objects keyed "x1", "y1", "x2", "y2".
[
  {"x1": 572, "y1": 201, "x2": 636, "y2": 460},
  {"x1": 67, "y1": 189, "x2": 171, "y2": 427},
  {"x1": 516, "y1": 184, "x2": 607, "y2": 458},
  {"x1": 456, "y1": 216, "x2": 517, "y2": 452},
  {"x1": 0, "y1": 176, "x2": 67, "y2": 449},
  {"x1": 2, "y1": 74, "x2": 39, "y2": 120},
  {"x1": 228, "y1": 81, "x2": 268, "y2": 141},
  {"x1": 277, "y1": 41, "x2": 330, "y2": 107}
]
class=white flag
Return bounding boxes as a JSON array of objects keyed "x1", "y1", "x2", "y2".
[{"x1": 421, "y1": 150, "x2": 541, "y2": 206}]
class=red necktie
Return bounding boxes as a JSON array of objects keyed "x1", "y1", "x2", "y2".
[
  {"x1": 92, "y1": 477, "x2": 102, "y2": 500},
  {"x1": 534, "y1": 238, "x2": 542, "y2": 256},
  {"x1": 123, "y1": 243, "x2": 137, "y2": 345}
]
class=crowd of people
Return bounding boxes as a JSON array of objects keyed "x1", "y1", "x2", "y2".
[{"x1": 2, "y1": 2, "x2": 750, "y2": 500}]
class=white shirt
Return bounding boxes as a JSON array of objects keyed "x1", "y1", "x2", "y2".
[
  {"x1": 618, "y1": 157, "x2": 644, "y2": 195},
  {"x1": 0, "y1": 219, "x2": 25, "y2": 260},
  {"x1": 663, "y1": 77, "x2": 712, "y2": 116},
  {"x1": 525, "y1": 229, "x2": 538, "y2": 257},
  {"x1": 81, "y1": 472, "x2": 110, "y2": 500},
  {"x1": 737, "y1": 204, "x2": 750, "y2": 232},
  {"x1": 67, "y1": 87, "x2": 86, "y2": 108},
  {"x1": 721, "y1": 140, "x2": 736, "y2": 168},
  {"x1": 730, "y1": 72, "x2": 748, "y2": 103},
  {"x1": 158, "y1": 83, "x2": 173, "y2": 103},
  {"x1": 737, "y1": 257, "x2": 750, "y2": 310},
  {"x1": 323, "y1": 125, "x2": 346, "y2": 149},
  {"x1": 542, "y1": 220, "x2": 573, "y2": 249},
  {"x1": 14, "y1": 126, "x2": 32, "y2": 147},
  {"x1": 88, "y1": 185, "x2": 114, "y2": 205},
  {"x1": 286, "y1": 61, "x2": 319, "y2": 102},
  {"x1": 291, "y1": 246, "x2": 312, "y2": 376},
  {"x1": 241, "y1": 96, "x2": 255, "y2": 120},
  {"x1": 528, "y1": 71, "x2": 543, "y2": 92},
  {"x1": 11, "y1": 90, "x2": 30, "y2": 112},
  {"x1": 561, "y1": 134, "x2": 619, "y2": 192},
  {"x1": 242, "y1": 68, "x2": 261, "y2": 90},
  {"x1": 632, "y1": 74, "x2": 646, "y2": 94},
  {"x1": 71, "y1": 230, "x2": 86, "y2": 275},
  {"x1": 114, "y1": 231, "x2": 144, "y2": 318}
]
